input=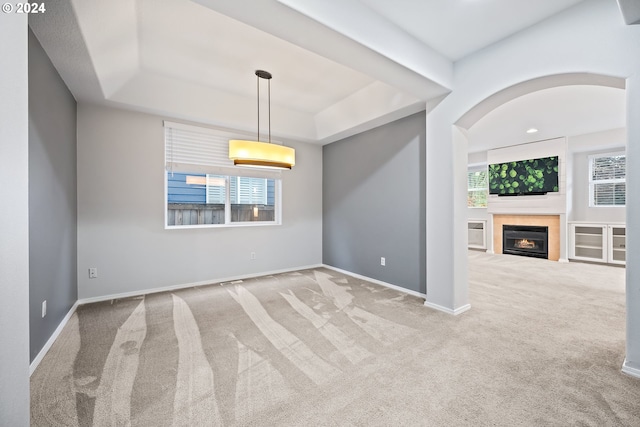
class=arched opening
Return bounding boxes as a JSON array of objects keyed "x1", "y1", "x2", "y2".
[
  {"x1": 458, "y1": 73, "x2": 626, "y2": 261},
  {"x1": 426, "y1": 71, "x2": 640, "y2": 378},
  {"x1": 455, "y1": 73, "x2": 625, "y2": 130}
]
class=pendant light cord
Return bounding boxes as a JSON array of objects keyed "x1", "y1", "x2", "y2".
[
  {"x1": 268, "y1": 78, "x2": 271, "y2": 144},
  {"x1": 255, "y1": 70, "x2": 273, "y2": 144}
]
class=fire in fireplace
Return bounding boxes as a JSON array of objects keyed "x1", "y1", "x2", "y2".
[
  {"x1": 514, "y1": 238, "x2": 537, "y2": 249},
  {"x1": 503, "y1": 225, "x2": 548, "y2": 259}
]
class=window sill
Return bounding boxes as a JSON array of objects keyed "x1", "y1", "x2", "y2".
[{"x1": 165, "y1": 221, "x2": 281, "y2": 230}]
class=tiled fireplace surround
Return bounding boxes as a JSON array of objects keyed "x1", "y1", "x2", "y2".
[{"x1": 493, "y1": 214, "x2": 561, "y2": 261}]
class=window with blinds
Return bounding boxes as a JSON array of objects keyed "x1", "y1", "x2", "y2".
[
  {"x1": 164, "y1": 121, "x2": 281, "y2": 227},
  {"x1": 468, "y1": 167, "x2": 488, "y2": 208},
  {"x1": 589, "y1": 153, "x2": 625, "y2": 207}
]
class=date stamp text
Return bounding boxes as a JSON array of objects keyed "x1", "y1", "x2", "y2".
[{"x1": 2, "y1": 3, "x2": 46, "y2": 13}]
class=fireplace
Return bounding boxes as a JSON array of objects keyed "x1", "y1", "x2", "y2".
[
  {"x1": 493, "y1": 215, "x2": 559, "y2": 261},
  {"x1": 502, "y1": 225, "x2": 548, "y2": 259}
]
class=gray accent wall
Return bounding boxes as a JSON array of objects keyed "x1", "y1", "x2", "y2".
[
  {"x1": 28, "y1": 30, "x2": 78, "y2": 362},
  {"x1": 323, "y1": 111, "x2": 426, "y2": 293}
]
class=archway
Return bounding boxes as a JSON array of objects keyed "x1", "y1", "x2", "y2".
[
  {"x1": 424, "y1": 71, "x2": 640, "y2": 379},
  {"x1": 456, "y1": 73, "x2": 625, "y2": 130}
]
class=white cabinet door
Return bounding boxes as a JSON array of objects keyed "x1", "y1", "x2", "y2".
[
  {"x1": 468, "y1": 220, "x2": 487, "y2": 250},
  {"x1": 570, "y1": 223, "x2": 607, "y2": 263},
  {"x1": 608, "y1": 225, "x2": 626, "y2": 265}
]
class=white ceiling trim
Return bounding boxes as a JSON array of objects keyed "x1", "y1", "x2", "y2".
[
  {"x1": 617, "y1": 0, "x2": 640, "y2": 25},
  {"x1": 315, "y1": 81, "x2": 424, "y2": 144},
  {"x1": 358, "y1": 0, "x2": 588, "y2": 61},
  {"x1": 70, "y1": 0, "x2": 139, "y2": 98},
  {"x1": 29, "y1": 0, "x2": 625, "y2": 148},
  {"x1": 275, "y1": 0, "x2": 453, "y2": 90},
  {"x1": 110, "y1": 70, "x2": 319, "y2": 143},
  {"x1": 193, "y1": 0, "x2": 450, "y2": 101}
]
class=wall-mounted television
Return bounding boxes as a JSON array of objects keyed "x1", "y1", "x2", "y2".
[{"x1": 488, "y1": 156, "x2": 559, "y2": 196}]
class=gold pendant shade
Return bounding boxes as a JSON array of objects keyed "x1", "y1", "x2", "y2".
[{"x1": 229, "y1": 70, "x2": 295, "y2": 170}]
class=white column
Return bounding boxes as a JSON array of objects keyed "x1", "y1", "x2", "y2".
[
  {"x1": 0, "y1": 12, "x2": 31, "y2": 426},
  {"x1": 424, "y1": 107, "x2": 470, "y2": 315},
  {"x1": 624, "y1": 73, "x2": 640, "y2": 378}
]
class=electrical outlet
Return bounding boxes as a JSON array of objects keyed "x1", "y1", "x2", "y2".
[
  {"x1": 250, "y1": 252, "x2": 256, "y2": 260},
  {"x1": 381, "y1": 257, "x2": 386, "y2": 266},
  {"x1": 89, "y1": 267, "x2": 98, "y2": 279},
  {"x1": 42, "y1": 300, "x2": 47, "y2": 318}
]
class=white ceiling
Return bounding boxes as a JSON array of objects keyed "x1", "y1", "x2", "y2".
[
  {"x1": 467, "y1": 85, "x2": 627, "y2": 153},
  {"x1": 28, "y1": 0, "x2": 626, "y2": 148},
  {"x1": 135, "y1": 0, "x2": 374, "y2": 114},
  {"x1": 358, "y1": 0, "x2": 587, "y2": 61}
]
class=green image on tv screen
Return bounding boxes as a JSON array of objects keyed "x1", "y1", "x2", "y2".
[{"x1": 488, "y1": 156, "x2": 559, "y2": 195}]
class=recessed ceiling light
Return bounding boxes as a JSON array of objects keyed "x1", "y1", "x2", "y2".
[{"x1": 526, "y1": 128, "x2": 538, "y2": 134}]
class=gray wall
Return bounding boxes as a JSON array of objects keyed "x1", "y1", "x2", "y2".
[
  {"x1": 28, "y1": 30, "x2": 78, "y2": 362},
  {"x1": 571, "y1": 149, "x2": 626, "y2": 223},
  {"x1": 77, "y1": 104, "x2": 322, "y2": 299},
  {"x1": 625, "y1": 74, "x2": 640, "y2": 376},
  {"x1": 568, "y1": 129, "x2": 626, "y2": 223},
  {"x1": 0, "y1": 14, "x2": 30, "y2": 426},
  {"x1": 323, "y1": 111, "x2": 426, "y2": 293}
]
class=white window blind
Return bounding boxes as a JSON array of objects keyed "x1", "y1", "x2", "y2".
[
  {"x1": 164, "y1": 121, "x2": 281, "y2": 180},
  {"x1": 467, "y1": 167, "x2": 488, "y2": 208},
  {"x1": 589, "y1": 153, "x2": 625, "y2": 207}
]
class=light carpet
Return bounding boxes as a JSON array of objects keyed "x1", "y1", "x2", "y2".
[{"x1": 31, "y1": 252, "x2": 640, "y2": 426}]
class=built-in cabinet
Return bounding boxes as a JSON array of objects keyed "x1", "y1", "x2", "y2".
[
  {"x1": 468, "y1": 219, "x2": 487, "y2": 250},
  {"x1": 608, "y1": 225, "x2": 626, "y2": 265},
  {"x1": 569, "y1": 222, "x2": 625, "y2": 265}
]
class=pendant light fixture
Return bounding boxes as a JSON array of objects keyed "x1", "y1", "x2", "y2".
[{"x1": 229, "y1": 70, "x2": 295, "y2": 169}]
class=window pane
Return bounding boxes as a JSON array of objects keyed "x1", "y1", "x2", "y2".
[
  {"x1": 231, "y1": 178, "x2": 276, "y2": 222},
  {"x1": 468, "y1": 189, "x2": 487, "y2": 208},
  {"x1": 230, "y1": 177, "x2": 268, "y2": 204},
  {"x1": 591, "y1": 155, "x2": 625, "y2": 181},
  {"x1": 593, "y1": 182, "x2": 626, "y2": 206},
  {"x1": 206, "y1": 175, "x2": 226, "y2": 204},
  {"x1": 467, "y1": 169, "x2": 488, "y2": 207},
  {"x1": 614, "y1": 183, "x2": 626, "y2": 205},
  {"x1": 167, "y1": 172, "x2": 225, "y2": 226},
  {"x1": 467, "y1": 170, "x2": 487, "y2": 190},
  {"x1": 590, "y1": 154, "x2": 626, "y2": 206}
]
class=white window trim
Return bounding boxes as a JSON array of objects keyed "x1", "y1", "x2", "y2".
[
  {"x1": 588, "y1": 151, "x2": 625, "y2": 208},
  {"x1": 164, "y1": 173, "x2": 282, "y2": 229}
]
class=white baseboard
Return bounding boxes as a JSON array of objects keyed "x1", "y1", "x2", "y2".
[
  {"x1": 486, "y1": 250, "x2": 494, "y2": 254},
  {"x1": 321, "y1": 265, "x2": 472, "y2": 316},
  {"x1": 622, "y1": 358, "x2": 640, "y2": 379},
  {"x1": 423, "y1": 300, "x2": 471, "y2": 316},
  {"x1": 78, "y1": 264, "x2": 324, "y2": 305},
  {"x1": 558, "y1": 258, "x2": 569, "y2": 263},
  {"x1": 321, "y1": 264, "x2": 427, "y2": 299},
  {"x1": 30, "y1": 300, "x2": 80, "y2": 376}
]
